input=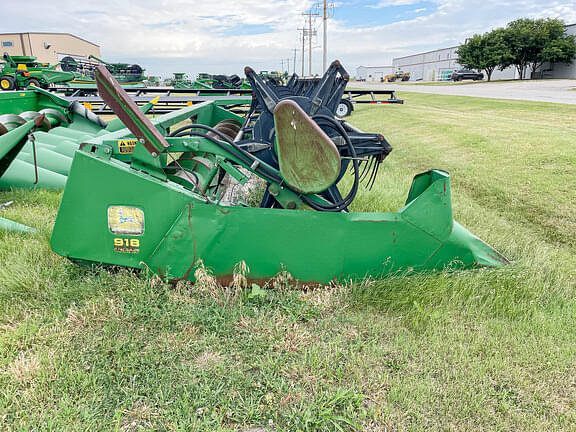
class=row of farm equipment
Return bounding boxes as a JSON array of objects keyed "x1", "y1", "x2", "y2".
[
  {"x1": 0, "y1": 53, "x2": 402, "y2": 119},
  {"x1": 0, "y1": 59, "x2": 508, "y2": 285},
  {"x1": 0, "y1": 52, "x2": 147, "y2": 90},
  {"x1": 0, "y1": 52, "x2": 285, "y2": 91},
  {"x1": 1, "y1": 52, "x2": 318, "y2": 93}
]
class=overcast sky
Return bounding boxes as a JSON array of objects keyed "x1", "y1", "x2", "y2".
[{"x1": 4, "y1": 0, "x2": 576, "y2": 78}]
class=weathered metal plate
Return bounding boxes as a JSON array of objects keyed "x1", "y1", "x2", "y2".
[
  {"x1": 95, "y1": 65, "x2": 169, "y2": 154},
  {"x1": 273, "y1": 100, "x2": 340, "y2": 194}
]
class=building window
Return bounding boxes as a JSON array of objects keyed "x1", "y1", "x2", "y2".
[{"x1": 2, "y1": 41, "x2": 13, "y2": 47}]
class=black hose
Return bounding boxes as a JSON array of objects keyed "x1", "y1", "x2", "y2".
[
  {"x1": 172, "y1": 115, "x2": 360, "y2": 212},
  {"x1": 168, "y1": 130, "x2": 283, "y2": 185},
  {"x1": 169, "y1": 123, "x2": 235, "y2": 144},
  {"x1": 299, "y1": 114, "x2": 359, "y2": 212}
]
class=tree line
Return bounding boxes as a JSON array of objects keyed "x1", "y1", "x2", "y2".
[{"x1": 456, "y1": 18, "x2": 576, "y2": 81}]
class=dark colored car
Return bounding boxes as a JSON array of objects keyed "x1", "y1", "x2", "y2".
[{"x1": 452, "y1": 69, "x2": 484, "y2": 81}]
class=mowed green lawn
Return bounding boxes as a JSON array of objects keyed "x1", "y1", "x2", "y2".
[{"x1": 1, "y1": 93, "x2": 575, "y2": 431}]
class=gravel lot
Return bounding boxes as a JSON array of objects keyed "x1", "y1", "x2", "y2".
[{"x1": 353, "y1": 79, "x2": 576, "y2": 104}]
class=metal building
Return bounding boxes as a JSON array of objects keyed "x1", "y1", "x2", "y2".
[
  {"x1": 390, "y1": 23, "x2": 575, "y2": 81},
  {"x1": 356, "y1": 65, "x2": 394, "y2": 82},
  {"x1": 392, "y1": 46, "x2": 515, "y2": 81},
  {"x1": 547, "y1": 23, "x2": 576, "y2": 78},
  {"x1": 0, "y1": 33, "x2": 101, "y2": 65}
]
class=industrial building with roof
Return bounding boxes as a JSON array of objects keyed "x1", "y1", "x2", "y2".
[
  {"x1": 0, "y1": 32, "x2": 100, "y2": 65},
  {"x1": 357, "y1": 24, "x2": 576, "y2": 81},
  {"x1": 356, "y1": 65, "x2": 394, "y2": 82}
]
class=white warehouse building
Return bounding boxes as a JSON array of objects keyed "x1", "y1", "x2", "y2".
[
  {"x1": 392, "y1": 46, "x2": 515, "y2": 81},
  {"x1": 386, "y1": 23, "x2": 576, "y2": 81},
  {"x1": 356, "y1": 65, "x2": 394, "y2": 82}
]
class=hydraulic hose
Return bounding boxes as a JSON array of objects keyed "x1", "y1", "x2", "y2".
[
  {"x1": 300, "y1": 114, "x2": 360, "y2": 212},
  {"x1": 171, "y1": 115, "x2": 360, "y2": 212},
  {"x1": 169, "y1": 123, "x2": 235, "y2": 145},
  {"x1": 167, "y1": 130, "x2": 284, "y2": 185}
]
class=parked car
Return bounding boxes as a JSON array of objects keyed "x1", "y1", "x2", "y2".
[{"x1": 451, "y1": 70, "x2": 484, "y2": 81}]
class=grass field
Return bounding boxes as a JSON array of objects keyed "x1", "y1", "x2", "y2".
[{"x1": 1, "y1": 93, "x2": 575, "y2": 431}]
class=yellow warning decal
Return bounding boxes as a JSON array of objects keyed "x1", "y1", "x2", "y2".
[
  {"x1": 118, "y1": 139, "x2": 138, "y2": 154},
  {"x1": 108, "y1": 206, "x2": 145, "y2": 235}
]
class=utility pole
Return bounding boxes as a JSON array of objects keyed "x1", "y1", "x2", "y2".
[
  {"x1": 280, "y1": 58, "x2": 290, "y2": 76},
  {"x1": 308, "y1": 13, "x2": 313, "y2": 76},
  {"x1": 292, "y1": 48, "x2": 298, "y2": 75},
  {"x1": 302, "y1": 9, "x2": 319, "y2": 76},
  {"x1": 298, "y1": 27, "x2": 306, "y2": 76},
  {"x1": 323, "y1": 0, "x2": 327, "y2": 73}
]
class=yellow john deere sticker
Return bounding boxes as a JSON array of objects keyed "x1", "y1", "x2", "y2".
[
  {"x1": 118, "y1": 139, "x2": 138, "y2": 154},
  {"x1": 107, "y1": 206, "x2": 145, "y2": 235}
]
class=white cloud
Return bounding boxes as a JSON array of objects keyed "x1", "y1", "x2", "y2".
[
  {"x1": 1, "y1": 0, "x2": 575, "y2": 77},
  {"x1": 367, "y1": 0, "x2": 425, "y2": 8}
]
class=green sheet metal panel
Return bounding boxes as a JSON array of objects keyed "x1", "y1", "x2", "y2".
[{"x1": 51, "y1": 149, "x2": 508, "y2": 284}]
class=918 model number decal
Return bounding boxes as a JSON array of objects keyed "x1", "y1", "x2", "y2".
[{"x1": 114, "y1": 238, "x2": 140, "y2": 253}]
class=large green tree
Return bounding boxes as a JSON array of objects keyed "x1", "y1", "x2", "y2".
[
  {"x1": 501, "y1": 18, "x2": 576, "y2": 79},
  {"x1": 457, "y1": 29, "x2": 507, "y2": 81}
]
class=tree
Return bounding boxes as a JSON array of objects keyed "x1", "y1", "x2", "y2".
[
  {"x1": 532, "y1": 32, "x2": 576, "y2": 77},
  {"x1": 457, "y1": 29, "x2": 507, "y2": 81},
  {"x1": 501, "y1": 18, "x2": 576, "y2": 79}
]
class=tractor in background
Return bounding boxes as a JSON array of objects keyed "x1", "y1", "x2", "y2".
[{"x1": 0, "y1": 53, "x2": 77, "y2": 90}]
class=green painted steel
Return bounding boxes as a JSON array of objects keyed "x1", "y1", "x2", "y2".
[
  {"x1": 47, "y1": 72, "x2": 507, "y2": 283},
  {"x1": 0, "y1": 90, "x2": 103, "y2": 189},
  {"x1": 49, "y1": 97, "x2": 508, "y2": 283},
  {"x1": 0, "y1": 90, "x2": 203, "y2": 190},
  {"x1": 0, "y1": 53, "x2": 76, "y2": 90},
  {"x1": 0, "y1": 216, "x2": 34, "y2": 232},
  {"x1": 0, "y1": 117, "x2": 37, "y2": 172},
  {"x1": 50, "y1": 146, "x2": 507, "y2": 283}
]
